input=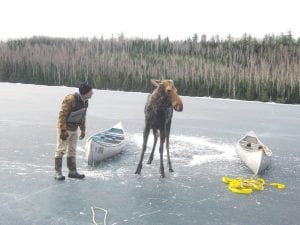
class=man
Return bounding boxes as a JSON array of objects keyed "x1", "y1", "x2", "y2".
[{"x1": 54, "y1": 83, "x2": 93, "y2": 180}]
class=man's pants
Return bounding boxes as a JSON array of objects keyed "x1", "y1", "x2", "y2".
[{"x1": 55, "y1": 129, "x2": 78, "y2": 158}]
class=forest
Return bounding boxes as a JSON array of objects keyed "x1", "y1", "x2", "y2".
[{"x1": 0, "y1": 32, "x2": 299, "y2": 103}]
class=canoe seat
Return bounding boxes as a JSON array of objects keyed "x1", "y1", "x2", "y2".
[
  {"x1": 240, "y1": 139, "x2": 264, "y2": 152},
  {"x1": 92, "y1": 132, "x2": 124, "y2": 145}
]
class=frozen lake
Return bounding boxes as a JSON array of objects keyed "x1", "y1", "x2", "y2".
[{"x1": 0, "y1": 82, "x2": 299, "y2": 225}]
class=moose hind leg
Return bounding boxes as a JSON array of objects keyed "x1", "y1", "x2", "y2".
[
  {"x1": 147, "y1": 129, "x2": 158, "y2": 164},
  {"x1": 135, "y1": 127, "x2": 150, "y2": 175}
]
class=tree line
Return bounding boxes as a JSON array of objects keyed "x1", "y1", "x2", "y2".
[{"x1": 0, "y1": 32, "x2": 299, "y2": 103}]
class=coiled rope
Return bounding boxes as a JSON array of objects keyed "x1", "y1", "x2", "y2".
[
  {"x1": 91, "y1": 207, "x2": 108, "y2": 225},
  {"x1": 222, "y1": 176, "x2": 285, "y2": 195}
]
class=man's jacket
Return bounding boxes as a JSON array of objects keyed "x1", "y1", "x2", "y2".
[{"x1": 57, "y1": 92, "x2": 88, "y2": 131}]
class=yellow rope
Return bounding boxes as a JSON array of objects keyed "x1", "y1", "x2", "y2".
[
  {"x1": 269, "y1": 182, "x2": 286, "y2": 189},
  {"x1": 91, "y1": 206, "x2": 108, "y2": 225},
  {"x1": 222, "y1": 176, "x2": 285, "y2": 195}
]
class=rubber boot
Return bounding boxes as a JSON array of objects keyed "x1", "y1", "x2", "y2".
[
  {"x1": 67, "y1": 157, "x2": 85, "y2": 179},
  {"x1": 54, "y1": 157, "x2": 65, "y2": 180}
]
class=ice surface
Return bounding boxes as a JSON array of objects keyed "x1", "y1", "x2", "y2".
[{"x1": 0, "y1": 82, "x2": 300, "y2": 225}]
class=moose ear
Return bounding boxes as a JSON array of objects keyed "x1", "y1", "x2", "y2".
[{"x1": 150, "y1": 79, "x2": 161, "y2": 87}]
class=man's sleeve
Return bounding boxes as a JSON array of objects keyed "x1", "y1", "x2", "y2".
[{"x1": 58, "y1": 95, "x2": 73, "y2": 130}]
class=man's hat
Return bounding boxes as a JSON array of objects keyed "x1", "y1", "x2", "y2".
[{"x1": 79, "y1": 83, "x2": 92, "y2": 95}]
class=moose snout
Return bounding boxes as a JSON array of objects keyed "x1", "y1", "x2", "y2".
[
  {"x1": 174, "y1": 104, "x2": 183, "y2": 112},
  {"x1": 173, "y1": 96, "x2": 183, "y2": 112}
]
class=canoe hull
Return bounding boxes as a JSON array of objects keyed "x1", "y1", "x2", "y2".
[
  {"x1": 235, "y1": 131, "x2": 272, "y2": 175},
  {"x1": 85, "y1": 122, "x2": 126, "y2": 165}
]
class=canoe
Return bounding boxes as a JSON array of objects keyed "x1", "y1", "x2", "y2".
[
  {"x1": 85, "y1": 122, "x2": 126, "y2": 165},
  {"x1": 235, "y1": 131, "x2": 272, "y2": 175}
]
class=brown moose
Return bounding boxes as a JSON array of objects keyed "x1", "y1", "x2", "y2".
[{"x1": 135, "y1": 79, "x2": 183, "y2": 177}]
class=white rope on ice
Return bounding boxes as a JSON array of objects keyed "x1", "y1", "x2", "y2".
[{"x1": 91, "y1": 206, "x2": 108, "y2": 225}]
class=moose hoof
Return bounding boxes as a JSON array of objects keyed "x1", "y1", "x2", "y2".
[
  {"x1": 169, "y1": 168, "x2": 174, "y2": 173},
  {"x1": 135, "y1": 164, "x2": 142, "y2": 175},
  {"x1": 135, "y1": 168, "x2": 142, "y2": 175},
  {"x1": 147, "y1": 159, "x2": 153, "y2": 164}
]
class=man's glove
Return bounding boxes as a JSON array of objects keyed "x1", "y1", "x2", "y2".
[
  {"x1": 79, "y1": 130, "x2": 85, "y2": 140},
  {"x1": 60, "y1": 130, "x2": 69, "y2": 141}
]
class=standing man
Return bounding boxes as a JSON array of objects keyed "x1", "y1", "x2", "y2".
[{"x1": 54, "y1": 83, "x2": 93, "y2": 180}]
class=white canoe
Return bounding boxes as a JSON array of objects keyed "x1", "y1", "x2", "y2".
[
  {"x1": 85, "y1": 122, "x2": 126, "y2": 165},
  {"x1": 235, "y1": 131, "x2": 272, "y2": 175}
]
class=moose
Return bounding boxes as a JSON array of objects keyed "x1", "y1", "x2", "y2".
[{"x1": 135, "y1": 79, "x2": 183, "y2": 177}]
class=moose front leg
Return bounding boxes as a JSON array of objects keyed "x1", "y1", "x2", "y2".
[
  {"x1": 166, "y1": 122, "x2": 174, "y2": 172},
  {"x1": 159, "y1": 129, "x2": 166, "y2": 178},
  {"x1": 135, "y1": 126, "x2": 150, "y2": 175},
  {"x1": 165, "y1": 135, "x2": 174, "y2": 172}
]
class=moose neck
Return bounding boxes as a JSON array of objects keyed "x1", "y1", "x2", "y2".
[{"x1": 151, "y1": 87, "x2": 172, "y2": 109}]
